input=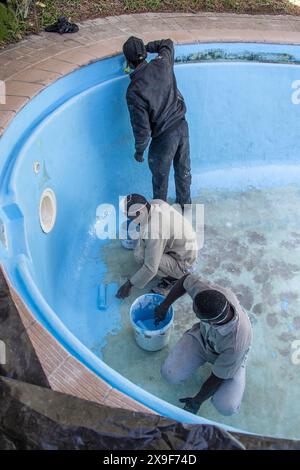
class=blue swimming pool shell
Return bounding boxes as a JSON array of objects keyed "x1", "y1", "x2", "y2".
[{"x1": 1, "y1": 42, "x2": 300, "y2": 436}]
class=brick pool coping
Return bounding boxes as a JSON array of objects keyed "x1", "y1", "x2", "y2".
[{"x1": 1, "y1": 11, "x2": 300, "y2": 416}]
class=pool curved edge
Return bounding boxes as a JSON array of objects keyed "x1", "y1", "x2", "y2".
[
  {"x1": 2, "y1": 258, "x2": 243, "y2": 433},
  {"x1": 2, "y1": 25, "x2": 300, "y2": 440},
  {"x1": 0, "y1": 53, "x2": 261, "y2": 438}
]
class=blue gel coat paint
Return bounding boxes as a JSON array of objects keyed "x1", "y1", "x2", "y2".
[{"x1": 1, "y1": 42, "x2": 300, "y2": 438}]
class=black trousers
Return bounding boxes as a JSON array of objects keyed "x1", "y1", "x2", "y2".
[{"x1": 148, "y1": 119, "x2": 192, "y2": 207}]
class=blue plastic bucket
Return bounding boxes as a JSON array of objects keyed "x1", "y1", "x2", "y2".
[{"x1": 130, "y1": 294, "x2": 174, "y2": 352}]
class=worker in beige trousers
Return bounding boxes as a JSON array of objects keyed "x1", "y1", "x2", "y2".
[{"x1": 116, "y1": 194, "x2": 198, "y2": 299}]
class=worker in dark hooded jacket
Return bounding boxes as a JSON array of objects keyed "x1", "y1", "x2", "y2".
[{"x1": 123, "y1": 36, "x2": 192, "y2": 209}]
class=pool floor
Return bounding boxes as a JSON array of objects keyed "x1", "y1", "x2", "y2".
[{"x1": 98, "y1": 184, "x2": 300, "y2": 439}]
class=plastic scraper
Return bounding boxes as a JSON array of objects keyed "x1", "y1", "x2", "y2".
[{"x1": 97, "y1": 283, "x2": 107, "y2": 310}]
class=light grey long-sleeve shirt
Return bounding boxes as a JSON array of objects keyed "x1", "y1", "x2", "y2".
[
  {"x1": 183, "y1": 274, "x2": 253, "y2": 379},
  {"x1": 130, "y1": 200, "x2": 198, "y2": 289}
]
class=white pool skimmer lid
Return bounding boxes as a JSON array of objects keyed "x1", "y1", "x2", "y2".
[{"x1": 39, "y1": 188, "x2": 57, "y2": 233}]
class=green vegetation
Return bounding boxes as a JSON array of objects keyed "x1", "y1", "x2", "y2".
[
  {"x1": 10, "y1": 1, "x2": 33, "y2": 20},
  {"x1": 0, "y1": 3, "x2": 19, "y2": 43},
  {"x1": 1, "y1": 1, "x2": 300, "y2": 47},
  {"x1": 35, "y1": 0, "x2": 300, "y2": 23}
]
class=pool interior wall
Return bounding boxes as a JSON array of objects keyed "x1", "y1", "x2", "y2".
[{"x1": 1, "y1": 43, "x2": 300, "y2": 438}]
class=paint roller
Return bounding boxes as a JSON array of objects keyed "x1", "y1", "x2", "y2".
[{"x1": 97, "y1": 283, "x2": 107, "y2": 310}]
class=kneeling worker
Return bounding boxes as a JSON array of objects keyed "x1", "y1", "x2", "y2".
[
  {"x1": 116, "y1": 194, "x2": 198, "y2": 299},
  {"x1": 154, "y1": 274, "x2": 252, "y2": 416}
]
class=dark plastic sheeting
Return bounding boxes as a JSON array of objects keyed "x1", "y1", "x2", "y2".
[{"x1": 0, "y1": 376, "x2": 244, "y2": 450}]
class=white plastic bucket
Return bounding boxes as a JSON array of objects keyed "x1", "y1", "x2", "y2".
[
  {"x1": 120, "y1": 220, "x2": 139, "y2": 250},
  {"x1": 130, "y1": 294, "x2": 174, "y2": 352},
  {"x1": 121, "y1": 238, "x2": 138, "y2": 250}
]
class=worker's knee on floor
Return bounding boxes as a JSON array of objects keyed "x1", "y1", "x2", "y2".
[
  {"x1": 161, "y1": 362, "x2": 183, "y2": 385},
  {"x1": 212, "y1": 396, "x2": 240, "y2": 416}
]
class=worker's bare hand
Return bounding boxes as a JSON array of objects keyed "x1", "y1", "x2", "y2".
[
  {"x1": 154, "y1": 303, "x2": 168, "y2": 326},
  {"x1": 179, "y1": 397, "x2": 202, "y2": 414},
  {"x1": 134, "y1": 152, "x2": 144, "y2": 163},
  {"x1": 116, "y1": 280, "x2": 132, "y2": 299}
]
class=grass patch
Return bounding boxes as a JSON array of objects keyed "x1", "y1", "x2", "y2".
[
  {"x1": 1, "y1": 1, "x2": 300, "y2": 46},
  {"x1": 34, "y1": 1, "x2": 300, "y2": 26},
  {"x1": 0, "y1": 3, "x2": 24, "y2": 43}
]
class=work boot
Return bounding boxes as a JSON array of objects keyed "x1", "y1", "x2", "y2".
[{"x1": 151, "y1": 277, "x2": 177, "y2": 296}]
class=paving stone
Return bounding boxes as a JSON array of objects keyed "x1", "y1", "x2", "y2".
[
  {"x1": 37, "y1": 58, "x2": 78, "y2": 75},
  {"x1": 20, "y1": 51, "x2": 59, "y2": 65},
  {"x1": 0, "y1": 49, "x2": 23, "y2": 63},
  {"x1": 85, "y1": 36, "x2": 127, "y2": 58},
  {"x1": 82, "y1": 30, "x2": 123, "y2": 43},
  {"x1": 0, "y1": 95, "x2": 28, "y2": 113},
  {"x1": 261, "y1": 30, "x2": 300, "y2": 42},
  {"x1": 26, "y1": 321, "x2": 68, "y2": 377},
  {"x1": 106, "y1": 16, "x2": 123, "y2": 24},
  {"x1": 0, "y1": 60, "x2": 32, "y2": 81},
  {"x1": 115, "y1": 14, "x2": 134, "y2": 22},
  {"x1": 160, "y1": 18, "x2": 187, "y2": 31},
  {"x1": 104, "y1": 388, "x2": 152, "y2": 413},
  {"x1": 91, "y1": 17, "x2": 110, "y2": 25},
  {"x1": 144, "y1": 12, "x2": 165, "y2": 19},
  {"x1": 11, "y1": 68, "x2": 61, "y2": 85},
  {"x1": 142, "y1": 31, "x2": 177, "y2": 44},
  {"x1": 9, "y1": 288, "x2": 36, "y2": 330},
  {"x1": 55, "y1": 49, "x2": 98, "y2": 66},
  {"x1": 12, "y1": 45, "x2": 35, "y2": 57},
  {"x1": 85, "y1": 41, "x2": 114, "y2": 58},
  {"x1": 48, "y1": 355, "x2": 112, "y2": 404},
  {"x1": 0, "y1": 56, "x2": 10, "y2": 68},
  {"x1": 167, "y1": 30, "x2": 195, "y2": 43},
  {"x1": 286, "y1": 21, "x2": 300, "y2": 32},
  {"x1": 143, "y1": 19, "x2": 172, "y2": 30},
  {"x1": 5, "y1": 80, "x2": 44, "y2": 98},
  {"x1": 0, "y1": 66, "x2": 7, "y2": 80},
  {"x1": 187, "y1": 28, "x2": 265, "y2": 43},
  {"x1": 115, "y1": 26, "x2": 135, "y2": 35},
  {"x1": 0, "y1": 110, "x2": 15, "y2": 128}
]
